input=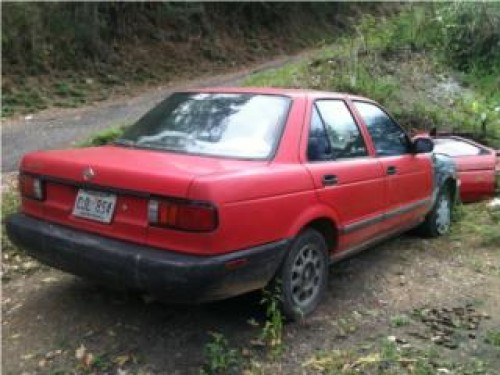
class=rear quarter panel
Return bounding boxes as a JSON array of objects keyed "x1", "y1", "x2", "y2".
[{"x1": 187, "y1": 164, "x2": 327, "y2": 254}]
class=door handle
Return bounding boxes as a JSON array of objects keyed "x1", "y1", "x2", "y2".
[
  {"x1": 322, "y1": 174, "x2": 338, "y2": 186},
  {"x1": 387, "y1": 166, "x2": 397, "y2": 175}
]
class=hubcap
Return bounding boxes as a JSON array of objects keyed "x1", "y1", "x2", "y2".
[
  {"x1": 290, "y1": 244, "x2": 323, "y2": 308},
  {"x1": 436, "y1": 194, "x2": 451, "y2": 234}
]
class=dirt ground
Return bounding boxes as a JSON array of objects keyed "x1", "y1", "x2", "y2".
[{"x1": 2, "y1": 204, "x2": 499, "y2": 374}]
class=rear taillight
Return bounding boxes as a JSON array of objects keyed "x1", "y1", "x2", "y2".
[
  {"x1": 148, "y1": 199, "x2": 217, "y2": 232},
  {"x1": 19, "y1": 174, "x2": 45, "y2": 201}
]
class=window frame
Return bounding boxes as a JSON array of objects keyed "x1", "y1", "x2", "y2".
[
  {"x1": 352, "y1": 100, "x2": 413, "y2": 157},
  {"x1": 306, "y1": 99, "x2": 370, "y2": 163}
]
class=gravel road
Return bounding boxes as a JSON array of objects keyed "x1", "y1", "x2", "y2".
[{"x1": 2, "y1": 52, "x2": 310, "y2": 173}]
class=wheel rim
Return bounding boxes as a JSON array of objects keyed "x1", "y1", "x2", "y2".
[
  {"x1": 290, "y1": 244, "x2": 324, "y2": 308},
  {"x1": 436, "y1": 193, "x2": 451, "y2": 234}
]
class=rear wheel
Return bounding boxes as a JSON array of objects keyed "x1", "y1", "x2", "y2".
[
  {"x1": 275, "y1": 229, "x2": 329, "y2": 320},
  {"x1": 419, "y1": 186, "x2": 452, "y2": 237}
]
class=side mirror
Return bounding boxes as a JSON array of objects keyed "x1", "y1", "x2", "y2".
[{"x1": 413, "y1": 137, "x2": 434, "y2": 153}]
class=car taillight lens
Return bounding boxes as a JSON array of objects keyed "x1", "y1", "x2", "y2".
[
  {"x1": 19, "y1": 174, "x2": 44, "y2": 200},
  {"x1": 148, "y1": 199, "x2": 217, "y2": 232}
]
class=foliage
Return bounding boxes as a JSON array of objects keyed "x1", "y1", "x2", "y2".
[
  {"x1": 452, "y1": 202, "x2": 500, "y2": 248},
  {"x1": 1, "y1": 2, "x2": 392, "y2": 117},
  {"x1": 390, "y1": 314, "x2": 411, "y2": 328},
  {"x1": 434, "y1": 2, "x2": 500, "y2": 73},
  {"x1": 79, "y1": 125, "x2": 126, "y2": 147},
  {"x1": 2, "y1": 191, "x2": 20, "y2": 254},
  {"x1": 485, "y1": 331, "x2": 500, "y2": 347},
  {"x1": 259, "y1": 287, "x2": 284, "y2": 359},
  {"x1": 244, "y1": 3, "x2": 500, "y2": 147},
  {"x1": 202, "y1": 332, "x2": 240, "y2": 375}
]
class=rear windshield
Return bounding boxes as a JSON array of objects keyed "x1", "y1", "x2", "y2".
[
  {"x1": 116, "y1": 93, "x2": 291, "y2": 159},
  {"x1": 433, "y1": 138, "x2": 486, "y2": 157}
]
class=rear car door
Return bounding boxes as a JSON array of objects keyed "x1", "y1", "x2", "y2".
[
  {"x1": 352, "y1": 101, "x2": 433, "y2": 232},
  {"x1": 304, "y1": 99, "x2": 386, "y2": 252}
]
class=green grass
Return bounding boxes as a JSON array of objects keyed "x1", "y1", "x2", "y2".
[
  {"x1": 78, "y1": 125, "x2": 126, "y2": 147},
  {"x1": 202, "y1": 332, "x2": 240, "y2": 375},
  {"x1": 390, "y1": 314, "x2": 411, "y2": 328},
  {"x1": 451, "y1": 202, "x2": 500, "y2": 248},
  {"x1": 485, "y1": 331, "x2": 500, "y2": 348}
]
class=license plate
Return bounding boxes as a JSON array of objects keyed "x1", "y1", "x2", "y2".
[{"x1": 72, "y1": 189, "x2": 117, "y2": 223}]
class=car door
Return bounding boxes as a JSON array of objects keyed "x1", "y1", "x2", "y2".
[
  {"x1": 304, "y1": 99, "x2": 386, "y2": 253},
  {"x1": 352, "y1": 101, "x2": 433, "y2": 232}
]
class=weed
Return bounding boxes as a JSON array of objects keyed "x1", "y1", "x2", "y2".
[
  {"x1": 78, "y1": 125, "x2": 127, "y2": 147},
  {"x1": 2, "y1": 191, "x2": 20, "y2": 254},
  {"x1": 390, "y1": 314, "x2": 411, "y2": 328},
  {"x1": 202, "y1": 332, "x2": 239, "y2": 375},
  {"x1": 452, "y1": 203, "x2": 500, "y2": 248},
  {"x1": 485, "y1": 331, "x2": 500, "y2": 347},
  {"x1": 259, "y1": 286, "x2": 284, "y2": 359},
  {"x1": 333, "y1": 317, "x2": 358, "y2": 337}
]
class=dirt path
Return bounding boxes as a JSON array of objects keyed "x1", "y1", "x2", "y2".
[{"x1": 1, "y1": 50, "x2": 312, "y2": 173}]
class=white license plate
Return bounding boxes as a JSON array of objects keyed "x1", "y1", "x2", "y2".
[{"x1": 72, "y1": 190, "x2": 117, "y2": 223}]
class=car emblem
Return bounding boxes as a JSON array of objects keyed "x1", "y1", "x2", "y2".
[{"x1": 82, "y1": 167, "x2": 96, "y2": 181}]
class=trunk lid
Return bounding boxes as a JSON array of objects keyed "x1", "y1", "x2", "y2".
[
  {"x1": 21, "y1": 145, "x2": 264, "y2": 247},
  {"x1": 22, "y1": 145, "x2": 258, "y2": 196}
]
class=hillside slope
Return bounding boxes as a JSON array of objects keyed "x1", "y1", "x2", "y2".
[{"x1": 1, "y1": 2, "x2": 394, "y2": 117}]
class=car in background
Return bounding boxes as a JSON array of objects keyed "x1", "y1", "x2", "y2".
[
  {"x1": 7, "y1": 88, "x2": 458, "y2": 319},
  {"x1": 432, "y1": 135, "x2": 500, "y2": 203}
]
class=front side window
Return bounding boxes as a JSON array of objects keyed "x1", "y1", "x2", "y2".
[
  {"x1": 354, "y1": 101, "x2": 410, "y2": 156},
  {"x1": 117, "y1": 93, "x2": 291, "y2": 159},
  {"x1": 307, "y1": 100, "x2": 368, "y2": 161}
]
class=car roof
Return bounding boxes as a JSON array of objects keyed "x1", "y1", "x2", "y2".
[{"x1": 179, "y1": 86, "x2": 374, "y2": 102}]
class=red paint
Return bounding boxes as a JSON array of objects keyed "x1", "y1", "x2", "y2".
[
  {"x1": 433, "y1": 136, "x2": 498, "y2": 203},
  {"x1": 19, "y1": 88, "x2": 435, "y2": 256}
]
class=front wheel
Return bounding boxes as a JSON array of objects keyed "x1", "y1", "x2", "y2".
[
  {"x1": 274, "y1": 229, "x2": 329, "y2": 320},
  {"x1": 419, "y1": 186, "x2": 452, "y2": 237}
]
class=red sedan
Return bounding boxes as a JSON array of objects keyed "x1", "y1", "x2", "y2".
[
  {"x1": 432, "y1": 135, "x2": 500, "y2": 203},
  {"x1": 7, "y1": 88, "x2": 458, "y2": 319}
]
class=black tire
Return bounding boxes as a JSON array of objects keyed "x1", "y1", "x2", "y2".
[
  {"x1": 418, "y1": 185, "x2": 452, "y2": 237},
  {"x1": 274, "y1": 228, "x2": 329, "y2": 320}
]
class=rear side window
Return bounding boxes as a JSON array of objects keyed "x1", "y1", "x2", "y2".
[
  {"x1": 308, "y1": 100, "x2": 368, "y2": 161},
  {"x1": 354, "y1": 101, "x2": 411, "y2": 156}
]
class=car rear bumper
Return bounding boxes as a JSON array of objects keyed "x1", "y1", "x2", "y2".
[{"x1": 6, "y1": 213, "x2": 289, "y2": 303}]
